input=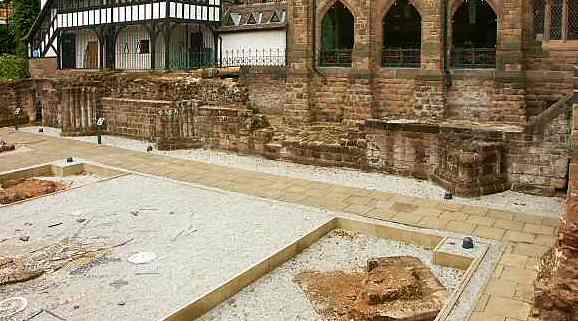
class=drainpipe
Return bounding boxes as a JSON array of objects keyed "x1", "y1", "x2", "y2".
[
  {"x1": 443, "y1": 0, "x2": 452, "y2": 87},
  {"x1": 219, "y1": 35, "x2": 223, "y2": 67},
  {"x1": 312, "y1": 0, "x2": 318, "y2": 72}
]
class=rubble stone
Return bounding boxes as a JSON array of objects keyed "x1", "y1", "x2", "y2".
[{"x1": 295, "y1": 256, "x2": 448, "y2": 321}]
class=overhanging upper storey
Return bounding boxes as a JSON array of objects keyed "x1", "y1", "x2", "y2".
[
  {"x1": 56, "y1": 0, "x2": 221, "y2": 28},
  {"x1": 28, "y1": 0, "x2": 222, "y2": 59}
]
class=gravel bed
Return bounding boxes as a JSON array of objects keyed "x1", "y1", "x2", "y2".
[
  {"x1": 199, "y1": 229, "x2": 465, "y2": 321},
  {"x1": 0, "y1": 174, "x2": 332, "y2": 321},
  {"x1": 34, "y1": 174, "x2": 102, "y2": 188},
  {"x1": 21, "y1": 127, "x2": 563, "y2": 217}
]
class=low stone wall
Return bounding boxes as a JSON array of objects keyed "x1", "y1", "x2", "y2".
[
  {"x1": 29, "y1": 58, "x2": 58, "y2": 79},
  {"x1": 23, "y1": 70, "x2": 574, "y2": 197},
  {"x1": 241, "y1": 67, "x2": 288, "y2": 116},
  {"x1": 0, "y1": 80, "x2": 36, "y2": 128},
  {"x1": 281, "y1": 125, "x2": 368, "y2": 169},
  {"x1": 364, "y1": 110, "x2": 571, "y2": 197},
  {"x1": 101, "y1": 97, "x2": 172, "y2": 140},
  {"x1": 99, "y1": 97, "x2": 273, "y2": 153}
]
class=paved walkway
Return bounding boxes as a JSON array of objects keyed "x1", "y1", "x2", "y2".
[{"x1": 0, "y1": 127, "x2": 558, "y2": 321}]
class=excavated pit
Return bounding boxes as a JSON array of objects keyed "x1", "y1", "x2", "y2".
[
  {"x1": 0, "y1": 178, "x2": 67, "y2": 205},
  {"x1": 295, "y1": 256, "x2": 448, "y2": 321}
]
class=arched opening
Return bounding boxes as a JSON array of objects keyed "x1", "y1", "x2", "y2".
[
  {"x1": 382, "y1": 0, "x2": 421, "y2": 67},
  {"x1": 319, "y1": 1, "x2": 354, "y2": 67},
  {"x1": 451, "y1": 0, "x2": 497, "y2": 69}
]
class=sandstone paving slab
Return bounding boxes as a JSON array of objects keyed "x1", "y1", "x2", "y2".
[{"x1": 18, "y1": 127, "x2": 563, "y2": 218}]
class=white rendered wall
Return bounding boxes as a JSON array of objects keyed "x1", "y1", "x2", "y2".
[
  {"x1": 114, "y1": 25, "x2": 213, "y2": 70},
  {"x1": 76, "y1": 30, "x2": 100, "y2": 69},
  {"x1": 220, "y1": 30, "x2": 286, "y2": 66},
  {"x1": 115, "y1": 25, "x2": 154, "y2": 70}
]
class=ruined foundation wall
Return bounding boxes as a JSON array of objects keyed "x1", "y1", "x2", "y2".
[
  {"x1": 241, "y1": 68, "x2": 288, "y2": 116},
  {"x1": 509, "y1": 109, "x2": 572, "y2": 194},
  {"x1": 0, "y1": 80, "x2": 36, "y2": 127},
  {"x1": 364, "y1": 110, "x2": 571, "y2": 196},
  {"x1": 101, "y1": 97, "x2": 174, "y2": 140},
  {"x1": 366, "y1": 123, "x2": 438, "y2": 179},
  {"x1": 106, "y1": 75, "x2": 247, "y2": 108}
]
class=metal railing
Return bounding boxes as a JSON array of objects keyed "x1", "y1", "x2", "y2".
[
  {"x1": 167, "y1": 49, "x2": 216, "y2": 70},
  {"x1": 381, "y1": 48, "x2": 421, "y2": 68},
  {"x1": 319, "y1": 48, "x2": 353, "y2": 67},
  {"x1": 62, "y1": 47, "x2": 287, "y2": 70},
  {"x1": 450, "y1": 48, "x2": 496, "y2": 69},
  {"x1": 220, "y1": 48, "x2": 286, "y2": 67}
]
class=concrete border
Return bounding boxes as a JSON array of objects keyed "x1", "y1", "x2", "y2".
[
  {"x1": 162, "y1": 217, "x2": 492, "y2": 321},
  {"x1": 0, "y1": 160, "x2": 128, "y2": 209}
]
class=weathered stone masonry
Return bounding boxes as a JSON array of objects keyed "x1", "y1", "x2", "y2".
[
  {"x1": 534, "y1": 57, "x2": 578, "y2": 321},
  {"x1": 8, "y1": 0, "x2": 577, "y2": 197},
  {"x1": 0, "y1": 80, "x2": 36, "y2": 128}
]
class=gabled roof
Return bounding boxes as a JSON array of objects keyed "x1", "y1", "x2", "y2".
[{"x1": 219, "y1": 2, "x2": 287, "y2": 33}]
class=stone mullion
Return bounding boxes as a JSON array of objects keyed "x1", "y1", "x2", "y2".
[
  {"x1": 498, "y1": 0, "x2": 524, "y2": 72},
  {"x1": 417, "y1": 2, "x2": 444, "y2": 73},
  {"x1": 283, "y1": 0, "x2": 314, "y2": 125},
  {"x1": 543, "y1": 0, "x2": 551, "y2": 41},
  {"x1": 562, "y1": 0, "x2": 568, "y2": 40}
]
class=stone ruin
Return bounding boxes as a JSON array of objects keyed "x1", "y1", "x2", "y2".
[
  {"x1": 432, "y1": 141, "x2": 509, "y2": 197},
  {"x1": 0, "y1": 137, "x2": 15, "y2": 154},
  {"x1": 295, "y1": 256, "x2": 448, "y2": 321}
]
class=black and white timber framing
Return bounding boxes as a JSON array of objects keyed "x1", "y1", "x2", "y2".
[{"x1": 28, "y1": 0, "x2": 222, "y2": 70}]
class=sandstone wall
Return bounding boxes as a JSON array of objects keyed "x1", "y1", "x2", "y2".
[
  {"x1": 0, "y1": 80, "x2": 37, "y2": 127},
  {"x1": 101, "y1": 97, "x2": 169, "y2": 140},
  {"x1": 364, "y1": 108, "x2": 571, "y2": 196},
  {"x1": 241, "y1": 68, "x2": 288, "y2": 116},
  {"x1": 533, "y1": 67, "x2": 578, "y2": 321},
  {"x1": 29, "y1": 58, "x2": 58, "y2": 79},
  {"x1": 373, "y1": 71, "x2": 417, "y2": 119},
  {"x1": 525, "y1": 49, "x2": 578, "y2": 117}
]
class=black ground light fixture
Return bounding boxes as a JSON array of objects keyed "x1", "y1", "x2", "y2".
[
  {"x1": 96, "y1": 117, "x2": 106, "y2": 145},
  {"x1": 14, "y1": 108, "x2": 22, "y2": 130},
  {"x1": 462, "y1": 237, "x2": 475, "y2": 249}
]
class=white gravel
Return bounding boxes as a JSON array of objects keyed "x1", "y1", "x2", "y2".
[
  {"x1": 34, "y1": 174, "x2": 102, "y2": 188},
  {"x1": 199, "y1": 229, "x2": 464, "y2": 321},
  {"x1": 0, "y1": 174, "x2": 333, "y2": 321},
  {"x1": 21, "y1": 126, "x2": 563, "y2": 217}
]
